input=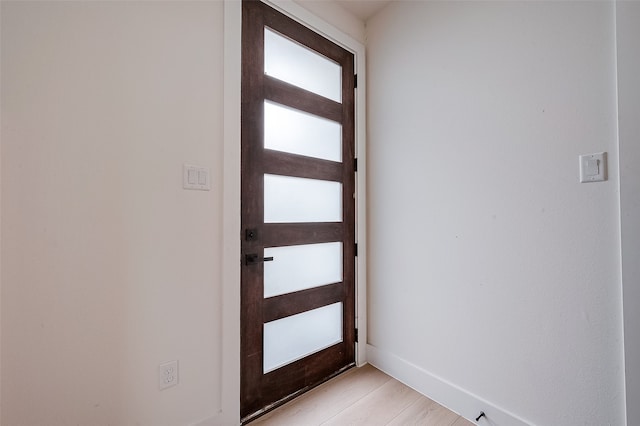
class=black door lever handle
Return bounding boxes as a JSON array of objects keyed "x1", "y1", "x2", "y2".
[{"x1": 245, "y1": 254, "x2": 274, "y2": 265}]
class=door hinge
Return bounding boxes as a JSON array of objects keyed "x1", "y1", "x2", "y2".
[
  {"x1": 354, "y1": 158, "x2": 358, "y2": 172},
  {"x1": 355, "y1": 328, "x2": 359, "y2": 343},
  {"x1": 354, "y1": 74, "x2": 358, "y2": 89},
  {"x1": 354, "y1": 243, "x2": 358, "y2": 257}
]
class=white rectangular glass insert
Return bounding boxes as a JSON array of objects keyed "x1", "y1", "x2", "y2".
[
  {"x1": 263, "y1": 302, "x2": 343, "y2": 373},
  {"x1": 264, "y1": 27, "x2": 342, "y2": 103},
  {"x1": 264, "y1": 101, "x2": 342, "y2": 162},
  {"x1": 264, "y1": 242, "x2": 342, "y2": 298},
  {"x1": 264, "y1": 174, "x2": 342, "y2": 223}
]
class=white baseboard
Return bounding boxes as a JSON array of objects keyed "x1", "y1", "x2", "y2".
[{"x1": 366, "y1": 344, "x2": 534, "y2": 426}]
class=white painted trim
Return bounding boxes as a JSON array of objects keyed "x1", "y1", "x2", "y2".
[
  {"x1": 612, "y1": 5, "x2": 627, "y2": 426},
  {"x1": 221, "y1": 1, "x2": 242, "y2": 425},
  {"x1": 354, "y1": 59, "x2": 367, "y2": 368},
  {"x1": 366, "y1": 344, "x2": 534, "y2": 426}
]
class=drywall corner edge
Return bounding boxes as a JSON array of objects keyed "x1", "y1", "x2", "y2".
[
  {"x1": 616, "y1": 2, "x2": 640, "y2": 425},
  {"x1": 366, "y1": 344, "x2": 534, "y2": 426}
]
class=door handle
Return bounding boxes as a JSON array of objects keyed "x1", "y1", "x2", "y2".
[{"x1": 245, "y1": 254, "x2": 274, "y2": 265}]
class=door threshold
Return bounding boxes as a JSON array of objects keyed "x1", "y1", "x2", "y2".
[{"x1": 241, "y1": 362, "x2": 356, "y2": 425}]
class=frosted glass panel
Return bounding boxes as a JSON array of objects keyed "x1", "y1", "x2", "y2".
[
  {"x1": 264, "y1": 28, "x2": 342, "y2": 102},
  {"x1": 264, "y1": 302, "x2": 343, "y2": 373},
  {"x1": 264, "y1": 174, "x2": 342, "y2": 223},
  {"x1": 264, "y1": 242, "x2": 342, "y2": 298},
  {"x1": 264, "y1": 101, "x2": 342, "y2": 162}
]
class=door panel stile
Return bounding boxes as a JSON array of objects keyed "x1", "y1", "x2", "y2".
[
  {"x1": 341, "y1": 53, "x2": 356, "y2": 363},
  {"x1": 241, "y1": 1, "x2": 266, "y2": 412}
]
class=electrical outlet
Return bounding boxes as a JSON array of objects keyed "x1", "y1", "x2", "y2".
[{"x1": 158, "y1": 360, "x2": 179, "y2": 390}]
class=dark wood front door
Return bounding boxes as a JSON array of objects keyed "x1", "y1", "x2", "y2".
[{"x1": 240, "y1": 0, "x2": 356, "y2": 422}]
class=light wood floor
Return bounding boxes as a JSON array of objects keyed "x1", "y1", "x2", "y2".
[{"x1": 250, "y1": 364, "x2": 475, "y2": 426}]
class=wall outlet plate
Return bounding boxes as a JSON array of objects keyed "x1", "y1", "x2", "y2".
[
  {"x1": 579, "y1": 152, "x2": 607, "y2": 183},
  {"x1": 158, "y1": 360, "x2": 179, "y2": 390}
]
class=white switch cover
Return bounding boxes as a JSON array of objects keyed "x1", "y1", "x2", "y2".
[
  {"x1": 579, "y1": 152, "x2": 607, "y2": 183},
  {"x1": 183, "y1": 164, "x2": 210, "y2": 190}
]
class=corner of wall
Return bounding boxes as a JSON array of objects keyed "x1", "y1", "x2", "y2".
[{"x1": 616, "y1": 2, "x2": 640, "y2": 425}]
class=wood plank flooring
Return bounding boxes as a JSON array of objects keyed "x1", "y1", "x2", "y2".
[{"x1": 250, "y1": 364, "x2": 475, "y2": 426}]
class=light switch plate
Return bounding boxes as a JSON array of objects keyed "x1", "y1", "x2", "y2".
[
  {"x1": 183, "y1": 164, "x2": 211, "y2": 190},
  {"x1": 579, "y1": 152, "x2": 607, "y2": 183}
]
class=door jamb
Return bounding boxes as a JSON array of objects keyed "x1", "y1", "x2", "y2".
[{"x1": 222, "y1": 1, "x2": 367, "y2": 423}]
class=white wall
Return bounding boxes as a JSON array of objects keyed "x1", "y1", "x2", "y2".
[
  {"x1": 1, "y1": 2, "x2": 224, "y2": 425},
  {"x1": 617, "y1": 2, "x2": 640, "y2": 425},
  {"x1": 367, "y1": 2, "x2": 625, "y2": 425}
]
